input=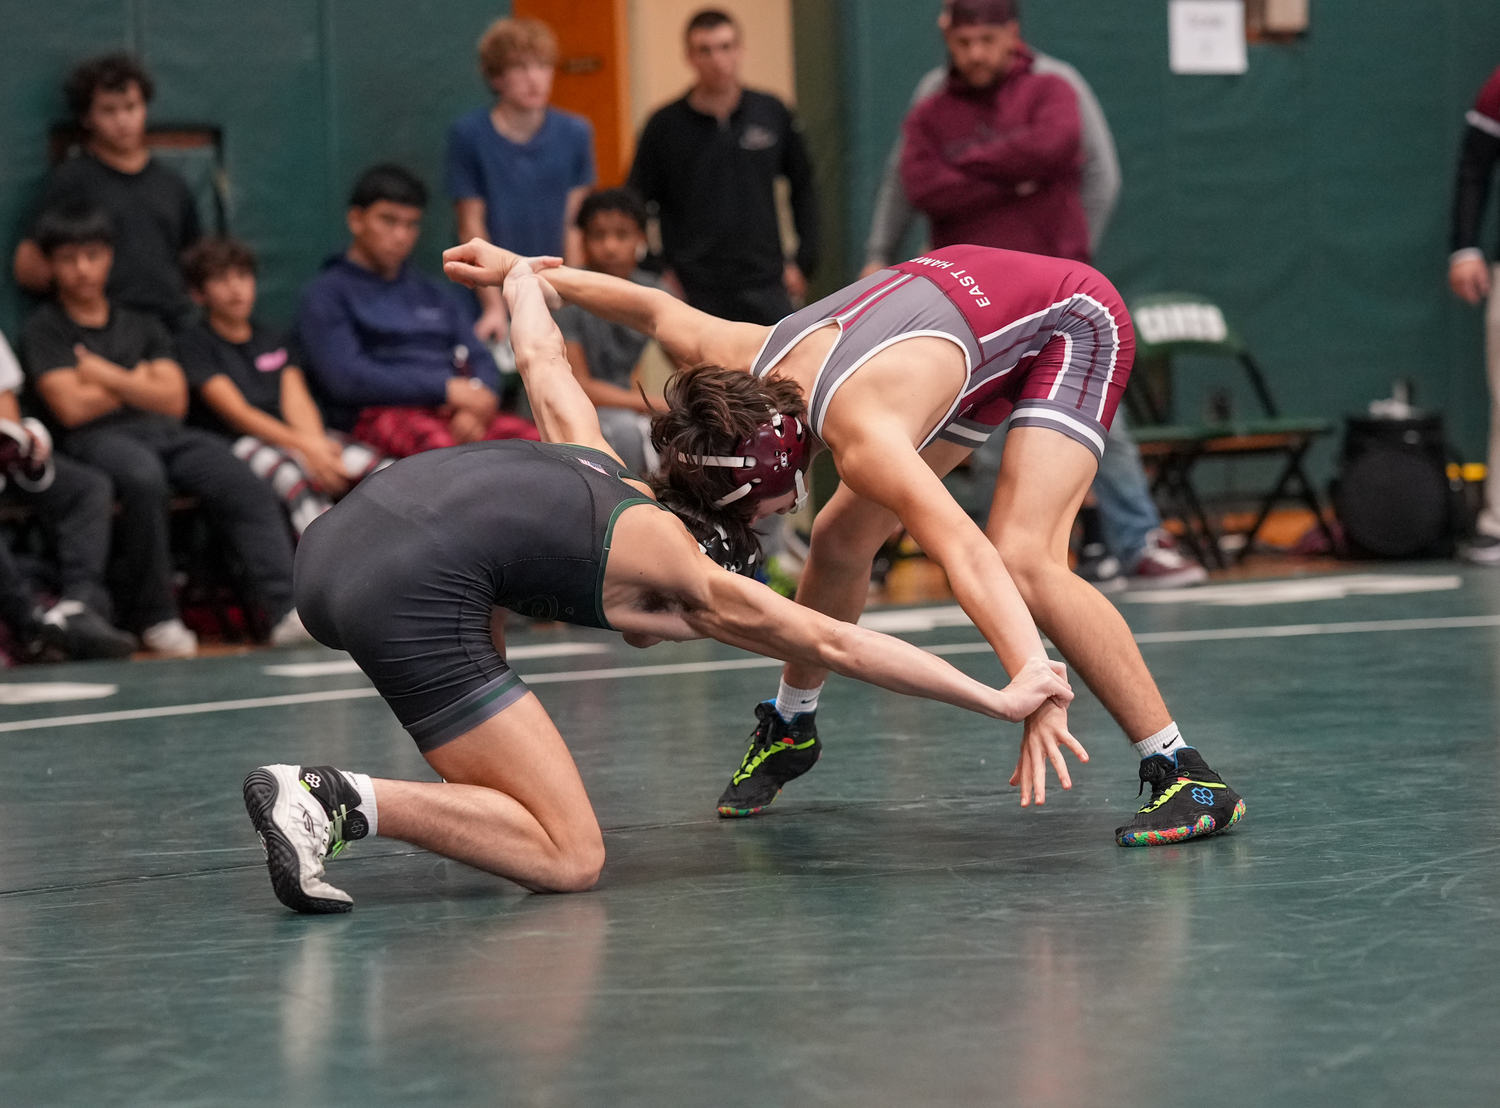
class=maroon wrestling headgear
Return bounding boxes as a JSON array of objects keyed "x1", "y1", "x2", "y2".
[{"x1": 679, "y1": 412, "x2": 810, "y2": 513}]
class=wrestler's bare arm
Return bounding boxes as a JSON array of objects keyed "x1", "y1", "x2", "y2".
[
  {"x1": 501, "y1": 263, "x2": 624, "y2": 461},
  {"x1": 835, "y1": 424, "x2": 1054, "y2": 676},
  {"x1": 601, "y1": 504, "x2": 1072, "y2": 725},
  {"x1": 444, "y1": 239, "x2": 767, "y2": 371}
]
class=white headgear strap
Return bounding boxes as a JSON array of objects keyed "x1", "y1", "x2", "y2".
[
  {"x1": 678, "y1": 453, "x2": 751, "y2": 468},
  {"x1": 712, "y1": 482, "x2": 756, "y2": 508}
]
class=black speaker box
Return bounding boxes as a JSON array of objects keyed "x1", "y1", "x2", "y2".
[{"x1": 1332, "y1": 414, "x2": 1463, "y2": 559}]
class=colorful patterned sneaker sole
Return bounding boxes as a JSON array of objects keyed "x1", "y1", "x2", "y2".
[
  {"x1": 717, "y1": 790, "x2": 781, "y2": 818},
  {"x1": 1117, "y1": 797, "x2": 1246, "y2": 848}
]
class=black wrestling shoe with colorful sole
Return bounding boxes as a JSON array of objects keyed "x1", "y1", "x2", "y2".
[
  {"x1": 1115, "y1": 747, "x2": 1246, "y2": 847},
  {"x1": 716, "y1": 701, "x2": 821, "y2": 818}
]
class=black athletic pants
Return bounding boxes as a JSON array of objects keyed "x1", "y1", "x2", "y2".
[
  {"x1": 0, "y1": 536, "x2": 32, "y2": 633},
  {"x1": 64, "y1": 414, "x2": 295, "y2": 630},
  {"x1": 0, "y1": 455, "x2": 115, "y2": 630},
  {"x1": 684, "y1": 282, "x2": 795, "y2": 326}
]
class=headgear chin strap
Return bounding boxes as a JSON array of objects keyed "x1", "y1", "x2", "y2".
[{"x1": 680, "y1": 412, "x2": 810, "y2": 513}]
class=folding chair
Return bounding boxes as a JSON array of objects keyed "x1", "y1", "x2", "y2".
[{"x1": 1126, "y1": 293, "x2": 1335, "y2": 567}]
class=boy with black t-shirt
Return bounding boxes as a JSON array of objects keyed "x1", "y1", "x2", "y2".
[
  {"x1": 178, "y1": 238, "x2": 390, "y2": 535},
  {"x1": 12, "y1": 53, "x2": 200, "y2": 330},
  {"x1": 19, "y1": 207, "x2": 307, "y2": 656}
]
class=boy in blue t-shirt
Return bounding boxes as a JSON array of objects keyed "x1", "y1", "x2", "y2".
[{"x1": 446, "y1": 17, "x2": 595, "y2": 344}]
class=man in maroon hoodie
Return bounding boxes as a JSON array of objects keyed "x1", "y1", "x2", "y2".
[{"x1": 900, "y1": 0, "x2": 1088, "y2": 262}]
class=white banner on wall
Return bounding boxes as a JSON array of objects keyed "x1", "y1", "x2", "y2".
[{"x1": 1169, "y1": 0, "x2": 1248, "y2": 74}]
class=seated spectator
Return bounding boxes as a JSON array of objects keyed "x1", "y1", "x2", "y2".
[
  {"x1": 13, "y1": 52, "x2": 200, "y2": 330},
  {"x1": 19, "y1": 205, "x2": 309, "y2": 657},
  {"x1": 555, "y1": 189, "x2": 665, "y2": 474},
  {"x1": 178, "y1": 238, "x2": 390, "y2": 536},
  {"x1": 0, "y1": 327, "x2": 135, "y2": 659},
  {"x1": 297, "y1": 164, "x2": 537, "y2": 458},
  {"x1": 0, "y1": 537, "x2": 50, "y2": 664},
  {"x1": 448, "y1": 16, "x2": 595, "y2": 341}
]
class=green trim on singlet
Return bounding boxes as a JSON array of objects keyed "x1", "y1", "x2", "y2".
[
  {"x1": 409, "y1": 670, "x2": 525, "y2": 742},
  {"x1": 596, "y1": 496, "x2": 670, "y2": 631},
  {"x1": 549, "y1": 442, "x2": 669, "y2": 630}
]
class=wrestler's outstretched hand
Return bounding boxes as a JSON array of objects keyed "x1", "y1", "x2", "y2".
[
  {"x1": 995, "y1": 657, "x2": 1073, "y2": 721},
  {"x1": 1009, "y1": 694, "x2": 1089, "y2": 807},
  {"x1": 443, "y1": 239, "x2": 561, "y2": 289}
]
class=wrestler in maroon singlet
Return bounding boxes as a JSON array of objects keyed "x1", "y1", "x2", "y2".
[{"x1": 751, "y1": 244, "x2": 1134, "y2": 459}]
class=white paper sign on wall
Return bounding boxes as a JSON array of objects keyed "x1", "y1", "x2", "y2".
[{"x1": 1169, "y1": 0, "x2": 1248, "y2": 74}]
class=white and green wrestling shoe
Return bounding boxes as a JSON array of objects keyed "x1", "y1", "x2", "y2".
[{"x1": 242, "y1": 763, "x2": 367, "y2": 914}]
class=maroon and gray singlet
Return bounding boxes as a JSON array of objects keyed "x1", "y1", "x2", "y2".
[{"x1": 751, "y1": 244, "x2": 1135, "y2": 460}]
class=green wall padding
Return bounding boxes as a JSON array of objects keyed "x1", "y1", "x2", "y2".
[
  {"x1": 0, "y1": 0, "x2": 509, "y2": 337},
  {"x1": 832, "y1": 0, "x2": 1500, "y2": 472},
  {"x1": 4, "y1": 1, "x2": 1499, "y2": 477},
  {"x1": 791, "y1": 0, "x2": 847, "y2": 304}
]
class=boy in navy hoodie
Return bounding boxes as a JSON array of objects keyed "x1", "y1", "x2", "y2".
[{"x1": 296, "y1": 165, "x2": 536, "y2": 458}]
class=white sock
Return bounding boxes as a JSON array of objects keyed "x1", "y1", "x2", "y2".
[
  {"x1": 774, "y1": 678, "x2": 823, "y2": 721},
  {"x1": 342, "y1": 770, "x2": 379, "y2": 836},
  {"x1": 1132, "y1": 721, "x2": 1187, "y2": 760}
]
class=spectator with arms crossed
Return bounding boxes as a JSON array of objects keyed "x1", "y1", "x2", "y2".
[
  {"x1": 900, "y1": 0, "x2": 1084, "y2": 260},
  {"x1": 297, "y1": 165, "x2": 536, "y2": 459},
  {"x1": 447, "y1": 17, "x2": 595, "y2": 343},
  {"x1": 864, "y1": 2, "x2": 1119, "y2": 273},
  {"x1": 555, "y1": 189, "x2": 666, "y2": 474},
  {"x1": 628, "y1": 8, "x2": 818, "y2": 325},
  {"x1": 178, "y1": 238, "x2": 390, "y2": 537},
  {"x1": 13, "y1": 53, "x2": 200, "y2": 330},
  {"x1": 19, "y1": 206, "x2": 307, "y2": 656}
]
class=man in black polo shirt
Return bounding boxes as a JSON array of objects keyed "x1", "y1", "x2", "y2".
[
  {"x1": 12, "y1": 53, "x2": 200, "y2": 330},
  {"x1": 627, "y1": 8, "x2": 818, "y2": 325}
]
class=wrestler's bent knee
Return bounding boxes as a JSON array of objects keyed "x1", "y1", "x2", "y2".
[{"x1": 543, "y1": 839, "x2": 605, "y2": 893}]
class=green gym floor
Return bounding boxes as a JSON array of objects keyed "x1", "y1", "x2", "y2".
[{"x1": 2, "y1": 568, "x2": 1498, "y2": 1108}]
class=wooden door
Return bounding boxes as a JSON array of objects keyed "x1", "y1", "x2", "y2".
[{"x1": 514, "y1": 0, "x2": 631, "y2": 185}]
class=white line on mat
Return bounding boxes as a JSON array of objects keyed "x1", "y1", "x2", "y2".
[{"x1": 3, "y1": 613, "x2": 1498, "y2": 734}]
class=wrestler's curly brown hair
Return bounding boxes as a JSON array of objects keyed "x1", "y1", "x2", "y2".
[{"x1": 647, "y1": 364, "x2": 807, "y2": 570}]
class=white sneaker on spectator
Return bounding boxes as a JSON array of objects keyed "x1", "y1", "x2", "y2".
[
  {"x1": 269, "y1": 609, "x2": 313, "y2": 647},
  {"x1": 1125, "y1": 529, "x2": 1209, "y2": 590},
  {"x1": 142, "y1": 618, "x2": 198, "y2": 658},
  {"x1": 1461, "y1": 534, "x2": 1500, "y2": 565}
]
